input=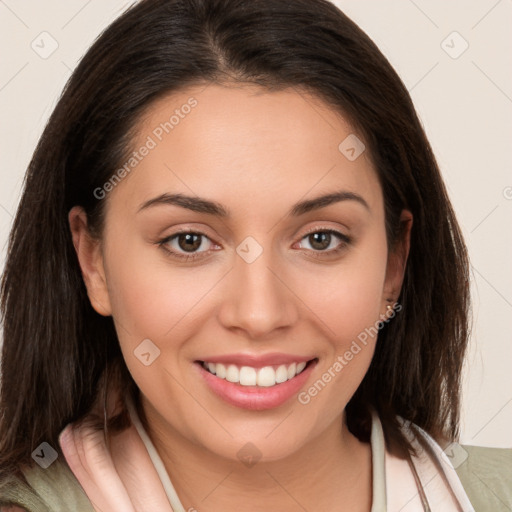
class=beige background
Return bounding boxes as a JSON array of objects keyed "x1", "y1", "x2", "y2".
[{"x1": 0, "y1": 0, "x2": 511, "y2": 448}]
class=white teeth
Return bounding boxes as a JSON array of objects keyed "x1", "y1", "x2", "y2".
[
  {"x1": 257, "y1": 366, "x2": 276, "y2": 387},
  {"x1": 216, "y1": 363, "x2": 226, "y2": 379},
  {"x1": 239, "y1": 366, "x2": 257, "y2": 386},
  {"x1": 296, "y1": 361, "x2": 307, "y2": 374},
  {"x1": 226, "y1": 364, "x2": 239, "y2": 383},
  {"x1": 275, "y1": 365, "x2": 288, "y2": 384},
  {"x1": 287, "y1": 362, "x2": 297, "y2": 379},
  {"x1": 202, "y1": 360, "x2": 310, "y2": 387}
]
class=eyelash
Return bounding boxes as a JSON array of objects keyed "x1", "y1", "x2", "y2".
[{"x1": 157, "y1": 227, "x2": 351, "y2": 262}]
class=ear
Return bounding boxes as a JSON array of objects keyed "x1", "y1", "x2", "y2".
[
  {"x1": 382, "y1": 209, "x2": 413, "y2": 308},
  {"x1": 68, "y1": 206, "x2": 112, "y2": 316}
]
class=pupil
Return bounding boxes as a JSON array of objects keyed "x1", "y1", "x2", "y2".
[
  {"x1": 178, "y1": 233, "x2": 201, "y2": 252},
  {"x1": 310, "y1": 232, "x2": 330, "y2": 250}
]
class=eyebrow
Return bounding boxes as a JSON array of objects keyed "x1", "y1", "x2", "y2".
[{"x1": 137, "y1": 190, "x2": 369, "y2": 217}]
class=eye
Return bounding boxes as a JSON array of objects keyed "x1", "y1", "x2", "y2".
[
  {"x1": 157, "y1": 228, "x2": 350, "y2": 262},
  {"x1": 297, "y1": 229, "x2": 351, "y2": 254},
  {"x1": 158, "y1": 230, "x2": 218, "y2": 261}
]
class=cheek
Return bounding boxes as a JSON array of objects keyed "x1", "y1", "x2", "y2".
[
  {"x1": 103, "y1": 232, "x2": 219, "y2": 340},
  {"x1": 297, "y1": 238, "x2": 388, "y2": 343},
  {"x1": 293, "y1": 234, "x2": 388, "y2": 408},
  {"x1": 102, "y1": 237, "x2": 205, "y2": 406}
]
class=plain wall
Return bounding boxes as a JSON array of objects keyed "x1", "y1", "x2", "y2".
[{"x1": 0, "y1": 0, "x2": 510, "y2": 447}]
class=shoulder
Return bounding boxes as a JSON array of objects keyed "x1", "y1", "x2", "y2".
[
  {"x1": 456, "y1": 444, "x2": 512, "y2": 511},
  {"x1": 397, "y1": 417, "x2": 512, "y2": 511},
  {"x1": 0, "y1": 458, "x2": 94, "y2": 512}
]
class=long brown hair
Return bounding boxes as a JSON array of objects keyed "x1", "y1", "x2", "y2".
[{"x1": 0, "y1": 0, "x2": 470, "y2": 479}]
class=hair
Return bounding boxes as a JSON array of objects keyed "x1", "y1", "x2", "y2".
[{"x1": 0, "y1": 0, "x2": 470, "y2": 480}]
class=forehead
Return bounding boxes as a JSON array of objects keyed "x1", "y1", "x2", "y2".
[{"x1": 107, "y1": 83, "x2": 382, "y2": 219}]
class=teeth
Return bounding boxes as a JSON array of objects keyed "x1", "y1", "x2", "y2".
[
  {"x1": 239, "y1": 366, "x2": 257, "y2": 386},
  {"x1": 202, "y1": 360, "x2": 309, "y2": 387},
  {"x1": 287, "y1": 363, "x2": 297, "y2": 379},
  {"x1": 275, "y1": 365, "x2": 288, "y2": 384},
  {"x1": 226, "y1": 364, "x2": 239, "y2": 383},
  {"x1": 216, "y1": 363, "x2": 226, "y2": 379},
  {"x1": 257, "y1": 366, "x2": 276, "y2": 387}
]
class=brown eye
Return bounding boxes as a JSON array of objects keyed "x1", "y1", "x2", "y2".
[
  {"x1": 158, "y1": 231, "x2": 215, "y2": 261},
  {"x1": 299, "y1": 230, "x2": 349, "y2": 253},
  {"x1": 177, "y1": 233, "x2": 203, "y2": 252},
  {"x1": 308, "y1": 232, "x2": 332, "y2": 251}
]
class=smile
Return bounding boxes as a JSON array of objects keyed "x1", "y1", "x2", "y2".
[
  {"x1": 196, "y1": 357, "x2": 318, "y2": 410},
  {"x1": 201, "y1": 361, "x2": 308, "y2": 387}
]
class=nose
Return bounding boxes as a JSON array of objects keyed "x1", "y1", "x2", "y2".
[{"x1": 217, "y1": 246, "x2": 299, "y2": 339}]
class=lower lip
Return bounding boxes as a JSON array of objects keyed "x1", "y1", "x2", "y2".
[{"x1": 196, "y1": 360, "x2": 317, "y2": 411}]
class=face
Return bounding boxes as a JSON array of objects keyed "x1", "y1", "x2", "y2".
[{"x1": 70, "y1": 83, "x2": 410, "y2": 463}]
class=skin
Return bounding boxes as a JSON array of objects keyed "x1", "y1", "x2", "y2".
[{"x1": 69, "y1": 83, "x2": 412, "y2": 511}]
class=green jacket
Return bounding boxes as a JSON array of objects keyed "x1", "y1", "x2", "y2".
[{"x1": 1, "y1": 445, "x2": 511, "y2": 511}]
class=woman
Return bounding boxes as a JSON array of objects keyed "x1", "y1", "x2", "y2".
[{"x1": 0, "y1": 0, "x2": 510, "y2": 510}]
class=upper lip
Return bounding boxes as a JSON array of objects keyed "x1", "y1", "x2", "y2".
[{"x1": 198, "y1": 353, "x2": 315, "y2": 368}]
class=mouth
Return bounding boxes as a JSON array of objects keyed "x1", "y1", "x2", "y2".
[
  {"x1": 195, "y1": 357, "x2": 318, "y2": 410},
  {"x1": 200, "y1": 360, "x2": 310, "y2": 387}
]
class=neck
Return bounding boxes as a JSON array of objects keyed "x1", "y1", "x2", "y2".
[{"x1": 140, "y1": 397, "x2": 373, "y2": 512}]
